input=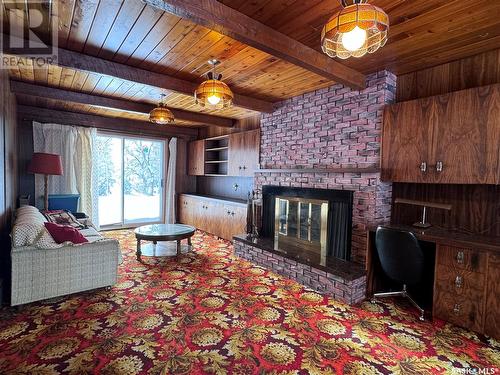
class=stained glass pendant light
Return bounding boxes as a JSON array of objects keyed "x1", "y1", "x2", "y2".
[
  {"x1": 321, "y1": 0, "x2": 389, "y2": 59},
  {"x1": 149, "y1": 94, "x2": 175, "y2": 124},
  {"x1": 195, "y1": 59, "x2": 233, "y2": 109}
]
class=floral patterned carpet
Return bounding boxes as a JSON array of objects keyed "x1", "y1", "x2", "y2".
[{"x1": 0, "y1": 230, "x2": 499, "y2": 374}]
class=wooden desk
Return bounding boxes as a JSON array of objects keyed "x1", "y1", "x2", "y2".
[{"x1": 367, "y1": 224, "x2": 500, "y2": 339}]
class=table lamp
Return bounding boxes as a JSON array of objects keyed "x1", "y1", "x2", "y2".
[
  {"x1": 394, "y1": 198, "x2": 452, "y2": 228},
  {"x1": 28, "y1": 152, "x2": 63, "y2": 210}
]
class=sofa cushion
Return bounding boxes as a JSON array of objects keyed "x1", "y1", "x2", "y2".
[
  {"x1": 44, "y1": 222, "x2": 88, "y2": 244},
  {"x1": 34, "y1": 228, "x2": 66, "y2": 249},
  {"x1": 12, "y1": 223, "x2": 45, "y2": 247}
]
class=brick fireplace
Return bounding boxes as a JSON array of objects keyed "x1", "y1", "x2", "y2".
[
  {"x1": 234, "y1": 71, "x2": 396, "y2": 304},
  {"x1": 255, "y1": 71, "x2": 396, "y2": 265}
]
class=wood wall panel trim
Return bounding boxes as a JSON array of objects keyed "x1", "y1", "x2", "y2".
[
  {"x1": 10, "y1": 81, "x2": 235, "y2": 128},
  {"x1": 144, "y1": 0, "x2": 366, "y2": 90},
  {"x1": 17, "y1": 105, "x2": 198, "y2": 139}
]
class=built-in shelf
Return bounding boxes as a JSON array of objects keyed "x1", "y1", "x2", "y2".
[
  {"x1": 205, "y1": 134, "x2": 229, "y2": 141},
  {"x1": 204, "y1": 135, "x2": 229, "y2": 176},
  {"x1": 255, "y1": 167, "x2": 381, "y2": 174},
  {"x1": 206, "y1": 146, "x2": 229, "y2": 152}
]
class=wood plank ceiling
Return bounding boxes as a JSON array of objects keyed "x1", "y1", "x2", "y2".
[{"x1": 4, "y1": 0, "x2": 500, "y2": 127}]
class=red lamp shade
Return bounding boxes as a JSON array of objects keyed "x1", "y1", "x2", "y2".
[{"x1": 28, "y1": 153, "x2": 63, "y2": 176}]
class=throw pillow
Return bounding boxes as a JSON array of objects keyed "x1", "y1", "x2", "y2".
[
  {"x1": 44, "y1": 222, "x2": 88, "y2": 244},
  {"x1": 43, "y1": 210, "x2": 84, "y2": 229}
]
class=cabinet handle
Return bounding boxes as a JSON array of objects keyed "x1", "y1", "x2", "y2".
[
  {"x1": 454, "y1": 275, "x2": 463, "y2": 289},
  {"x1": 435, "y1": 161, "x2": 443, "y2": 172},
  {"x1": 453, "y1": 303, "x2": 461, "y2": 315},
  {"x1": 238, "y1": 166, "x2": 242, "y2": 170},
  {"x1": 242, "y1": 166, "x2": 246, "y2": 170},
  {"x1": 227, "y1": 210, "x2": 231, "y2": 215},
  {"x1": 420, "y1": 162, "x2": 427, "y2": 172},
  {"x1": 456, "y1": 251, "x2": 465, "y2": 265}
]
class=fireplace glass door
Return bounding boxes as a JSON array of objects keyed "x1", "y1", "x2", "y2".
[{"x1": 274, "y1": 196, "x2": 328, "y2": 265}]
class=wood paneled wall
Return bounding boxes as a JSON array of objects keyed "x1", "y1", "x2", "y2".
[
  {"x1": 392, "y1": 49, "x2": 500, "y2": 237},
  {"x1": 392, "y1": 184, "x2": 500, "y2": 237},
  {"x1": 198, "y1": 115, "x2": 261, "y2": 139},
  {"x1": 197, "y1": 176, "x2": 253, "y2": 201},
  {"x1": 1, "y1": 69, "x2": 18, "y2": 292},
  {"x1": 1, "y1": 71, "x2": 17, "y2": 238},
  {"x1": 397, "y1": 49, "x2": 500, "y2": 102}
]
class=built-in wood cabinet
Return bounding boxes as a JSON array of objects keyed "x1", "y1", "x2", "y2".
[
  {"x1": 188, "y1": 140, "x2": 205, "y2": 176},
  {"x1": 433, "y1": 244, "x2": 499, "y2": 338},
  {"x1": 178, "y1": 194, "x2": 247, "y2": 240},
  {"x1": 228, "y1": 129, "x2": 260, "y2": 177},
  {"x1": 188, "y1": 129, "x2": 260, "y2": 177},
  {"x1": 381, "y1": 84, "x2": 500, "y2": 184}
]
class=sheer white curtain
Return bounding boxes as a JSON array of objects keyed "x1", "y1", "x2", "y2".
[
  {"x1": 33, "y1": 122, "x2": 99, "y2": 227},
  {"x1": 165, "y1": 137, "x2": 177, "y2": 224}
]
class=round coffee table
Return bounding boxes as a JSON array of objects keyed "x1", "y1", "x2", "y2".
[{"x1": 134, "y1": 224, "x2": 196, "y2": 261}]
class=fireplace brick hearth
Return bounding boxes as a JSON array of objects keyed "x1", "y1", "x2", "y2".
[
  {"x1": 254, "y1": 71, "x2": 396, "y2": 265},
  {"x1": 233, "y1": 236, "x2": 366, "y2": 305}
]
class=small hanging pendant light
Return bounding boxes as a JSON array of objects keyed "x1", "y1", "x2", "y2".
[
  {"x1": 194, "y1": 59, "x2": 233, "y2": 109},
  {"x1": 321, "y1": 0, "x2": 389, "y2": 59},
  {"x1": 149, "y1": 94, "x2": 175, "y2": 125}
]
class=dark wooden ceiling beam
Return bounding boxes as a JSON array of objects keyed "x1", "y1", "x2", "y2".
[
  {"x1": 2, "y1": 33, "x2": 273, "y2": 113},
  {"x1": 17, "y1": 105, "x2": 198, "y2": 139},
  {"x1": 55, "y1": 48, "x2": 273, "y2": 113},
  {"x1": 143, "y1": 0, "x2": 366, "y2": 90},
  {"x1": 10, "y1": 80, "x2": 235, "y2": 128}
]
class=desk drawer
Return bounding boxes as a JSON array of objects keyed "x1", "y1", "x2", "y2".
[
  {"x1": 434, "y1": 290, "x2": 483, "y2": 332},
  {"x1": 435, "y1": 265, "x2": 485, "y2": 299},
  {"x1": 437, "y1": 245, "x2": 487, "y2": 273}
]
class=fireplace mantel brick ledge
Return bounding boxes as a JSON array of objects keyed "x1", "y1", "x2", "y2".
[
  {"x1": 255, "y1": 70, "x2": 396, "y2": 266},
  {"x1": 233, "y1": 235, "x2": 367, "y2": 305}
]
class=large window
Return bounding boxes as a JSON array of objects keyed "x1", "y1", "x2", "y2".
[{"x1": 96, "y1": 133, "x2": 165, "y2": 228}]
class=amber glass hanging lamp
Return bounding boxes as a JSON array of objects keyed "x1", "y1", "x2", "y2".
[
  {"x1": 194, "y1": 59, "x2": 233, "y2": 109},
  {"x1": 149, "y1": 93, "x2": 175, "y2": 125},
  {"x1": 321, "y1": 0, "x2": 389, "y2": 59}
]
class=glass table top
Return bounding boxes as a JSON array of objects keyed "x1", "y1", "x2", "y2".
[{"x1": 134, "y1": 224, "x2": 195, "y2": 237}]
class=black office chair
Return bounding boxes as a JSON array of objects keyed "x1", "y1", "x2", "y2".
[{"x1": 372, "y1": 226, "x2": 425, "y2": 321}]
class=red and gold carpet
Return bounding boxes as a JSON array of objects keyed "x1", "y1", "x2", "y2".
[{"x1": 0, "y1": 230, "x2": 499, "y2": 374}]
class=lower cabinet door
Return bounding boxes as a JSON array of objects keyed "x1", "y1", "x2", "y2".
[
  {"x1": 178, "y1": 195, "x2": 247, "y2": 241},
  {"x1": 433, "y1": 290, "x2": 484, "y2": 332}
]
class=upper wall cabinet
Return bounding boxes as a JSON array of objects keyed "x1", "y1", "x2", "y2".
[
  {"x1": 228, "y1": 129, "x2": 260, "y2": 177},
  {"x1": 381, "y1": 84, "x2": 500, "y2": 184},
  {"x1": 188, "y1": 129, "x2": 260, "y2": 177},
  {"x1": 188, "y1": 140, "x2": 205, "y2": 176}
]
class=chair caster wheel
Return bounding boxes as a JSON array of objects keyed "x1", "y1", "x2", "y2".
[{"x1": 370, "y1": 299, "x2": 377, "y2": 304}]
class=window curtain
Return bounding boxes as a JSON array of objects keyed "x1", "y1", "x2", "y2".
[
  {"x1": 165, "y1": 137, "x2": 177, "y2": 224},
  {"x1": 33, "y1": 122, "x2": 99, "y2": 228}
]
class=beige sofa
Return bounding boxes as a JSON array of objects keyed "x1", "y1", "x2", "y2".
[{"x1": 10, "y1": 206, "x2": 120, "y2": 306}]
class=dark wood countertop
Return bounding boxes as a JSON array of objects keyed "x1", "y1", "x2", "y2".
[{"x1": 368, "y1": 224, "x2": 500, "y2": 253}]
